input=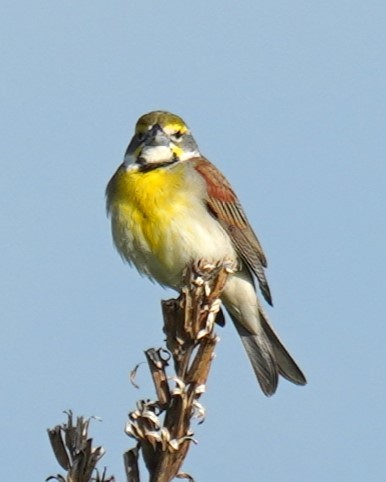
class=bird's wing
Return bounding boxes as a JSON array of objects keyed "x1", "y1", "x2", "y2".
[{"x1": 193, "y1": 157, "x2": 272, "y2": 305}]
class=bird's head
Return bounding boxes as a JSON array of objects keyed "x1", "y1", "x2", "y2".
[{"x1": 124, "y1": 111, "x2": 200, "y2": 171}]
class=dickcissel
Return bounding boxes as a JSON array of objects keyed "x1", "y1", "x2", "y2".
[{"x1": 106, "y1": 111, "x2": 306, "y2": 396}]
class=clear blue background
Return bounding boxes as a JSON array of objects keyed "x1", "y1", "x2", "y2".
[{"x1": 1, "y1": 1, "x2": 385, "y2": 480}]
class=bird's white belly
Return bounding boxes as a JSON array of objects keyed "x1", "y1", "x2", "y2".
[{"x1": 111, "y1": 201, "x2": 237, "y2": 289}]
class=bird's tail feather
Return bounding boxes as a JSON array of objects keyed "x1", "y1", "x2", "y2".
[
  {"x1": 230, "y1": 310, "x2": 306, "y2": 396},
  {"x1": 232, "y1": 317, "x2": 279, "y2": 396},
  {"x1": 259, "y1": 307, "x2": 307, "y2": 386}
]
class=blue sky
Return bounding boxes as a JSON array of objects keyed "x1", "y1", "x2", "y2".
[{"x1": 1, "y1": 1, "x2": 386, "y2": 480}]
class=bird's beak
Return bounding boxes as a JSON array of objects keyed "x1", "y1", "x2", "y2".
[
  {"x1": 124, "y1": 124, "x2": 168, "y2": 161},
  {"x1": 123, "y1": 124, "x2": 176, "y2": 167},
  {"x1": 142, "y1": 124, "x2": 169, "y2": 148}
]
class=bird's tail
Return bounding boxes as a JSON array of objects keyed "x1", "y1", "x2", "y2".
[
  {"x1": 231, "y1": 309, "x2": 307, "y2": 396},
  {"x1": 259, "y1": 307, "x2": 307, "y2": 387}
]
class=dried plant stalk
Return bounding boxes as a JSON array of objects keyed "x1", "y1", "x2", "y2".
[
  {"x1": 125, "y1": 260, "x2": 234, "y2": 482},
  {"x1": 47, "y1": 410, "x2": 114, "y2": 482}
]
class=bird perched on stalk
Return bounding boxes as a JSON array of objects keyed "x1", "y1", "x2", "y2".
[{"x1": 106, "y1": 111, "x2": 306, "y2": 396}]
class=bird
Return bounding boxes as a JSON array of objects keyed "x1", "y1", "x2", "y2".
[{"x1": 106, "y1": 110, "x2": 306, "y2": 396}]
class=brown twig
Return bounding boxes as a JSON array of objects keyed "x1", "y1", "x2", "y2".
[{"x1": 124, "y1": 260, "x2": 234, "y2": 482}]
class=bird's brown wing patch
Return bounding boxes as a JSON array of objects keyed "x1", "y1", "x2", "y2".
[{"x1": 192, "y1": 157, "x2": 272, "y2": 305}]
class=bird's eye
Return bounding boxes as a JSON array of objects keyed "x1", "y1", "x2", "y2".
[
  {"x1": 137, "y1": 132, "x2": 145, "y2": 142},
  {"x1": 174, "y1": 130, "x2": 183, "y2": 140}
]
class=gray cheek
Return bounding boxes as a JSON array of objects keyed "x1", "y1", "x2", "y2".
[{"x1": 181, "y1": 135, "x2": 199, "y2": 152}]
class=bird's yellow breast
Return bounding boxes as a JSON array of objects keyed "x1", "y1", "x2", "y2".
[
  {"x1": 106, "y1": 162, "x2": 235, "y2": 287},
  {"x1": 107, "y1": 164, "x2": 191, "y2": 250},
  {"x1": 107, "y1": 163, "x2": 202, "y2": 285}
]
